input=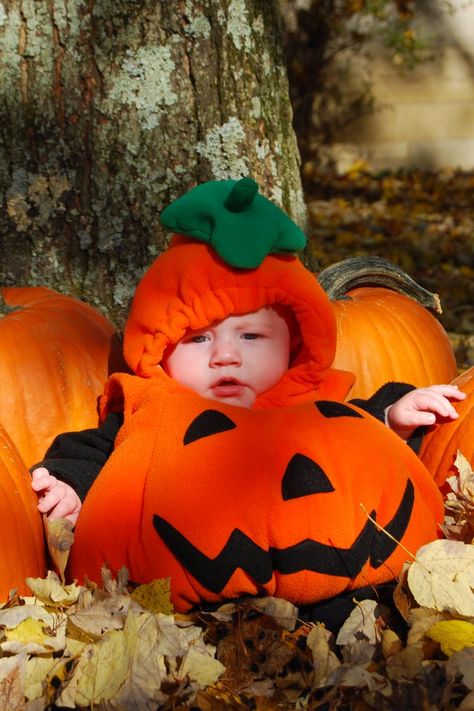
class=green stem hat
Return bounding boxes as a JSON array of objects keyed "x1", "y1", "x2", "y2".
[{"x1": 160, "y1": 178, "x2": 306, "y2": 269}]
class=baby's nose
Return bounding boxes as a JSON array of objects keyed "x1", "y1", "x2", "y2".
[{"x1": 210, "y1": 339, "x2": 242, "y2": 366}]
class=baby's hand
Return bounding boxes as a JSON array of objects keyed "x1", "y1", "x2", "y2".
[
  {"x1": 31, "y1": 467, "x2": 82, "y2": 527},
  {"x1": 386, "y1": 384, "x2": 467, "y2": 440}
]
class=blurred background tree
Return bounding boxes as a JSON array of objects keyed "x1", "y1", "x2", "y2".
[
  {"x1": 281, "y1": 0, "x2": 448, "y2": 169},
  {"x1": 279, "y1": 0, "x2": 473, "y2": 360}
]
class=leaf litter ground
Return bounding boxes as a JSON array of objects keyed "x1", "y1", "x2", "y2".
[{"x1": 304, "y1": 167, "x2": 474, "y2": 369}]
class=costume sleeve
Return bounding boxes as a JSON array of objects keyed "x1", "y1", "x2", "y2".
[
  {"x1": 350, "y1": 382, "x2": 424, "y2": 454},
  {"x1": 32, "y1": 412, "x2": 123, "y2": 501}
]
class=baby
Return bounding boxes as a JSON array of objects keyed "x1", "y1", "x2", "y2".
[
  {"x1": 29, "y1": 178, "x2": 465, "y2": 613},
  {"x1": 32, "y1": 301, "x2": 464, "y2": 526}
]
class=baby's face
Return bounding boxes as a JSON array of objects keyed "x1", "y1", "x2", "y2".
[{"x1": 162, "y1": 307, "x2": 291, "y2": 407}]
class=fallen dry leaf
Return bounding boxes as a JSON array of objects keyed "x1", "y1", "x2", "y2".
[
  {"x1": 250, "y1": 596, "x2": 298, "y2": 631},
  {"x1": 459, "y1": 690, "x2": 474, "y2": 710},
  {"x1": 43, "y1": 516, "x2": 74, "y2": 582},
  {"x1": 304, "y1": 168, "x2": 474, "y2": 342},
  {"x1": 2, "y1": 617, "x2": 65, "y2": 655},
  {"x1": 24, "y1": 656, "x2": 67, "y2": 705},
  {"x1": 446, "y1": 647, "x2": 474, "y2": 690},
  {"x1": 406, "y1": 606, "x2": 451, "y2": 646},
  {"x1": 0, "y1": 554, "x2": 472, "y2": 709},
  {"x1": 407, "y1": 539, "x2": 474, "y2": 616},
  {"x1": 306, "y1": 623, "x2": 340, "y2": 688},
  {"x1": 177, "y1": 643, "x2": 226, "y2": 687},
  {"x1": 384, "y1": 642, "x2": 425, "y2": 682},
  {"x1": 442, "y1": 451, "x2": 474, "y2": 543},
  {"x1": 426, "y1": 619, "x2": 474, "y2": 657},
  {"x1": 57, "y1": 624, "x2": 133, "y2": 707},
  {"x1": 0, "y1": 653, "x2": 27, "y2": 711},
  {"x1": 26, "y1": 570, "x2": 82, "y2": 607},
  {"x1": 381, "y1": 629, "x2": 403, "y2": 659},
  {"x1": 336, "y1": 599, "x2": 384, "y2": 646},
  {"x1": 130, "y1": 577, "x2": 173, "y2": 615},
  {"x1": 67, "y1": 600, "x2": 132, "y2": 641}
]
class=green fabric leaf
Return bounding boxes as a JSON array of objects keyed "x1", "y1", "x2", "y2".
[{"x1": 160, "y1": 178, "x2": 306, "y2": 268}]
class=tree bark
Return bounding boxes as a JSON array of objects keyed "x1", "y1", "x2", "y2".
[{"x1": 0, "y1": 0, "x2": 305, "y2": 327}]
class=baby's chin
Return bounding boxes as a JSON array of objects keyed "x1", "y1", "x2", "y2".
[{"x1": 205, "y1": 391, "x2": 255, "y2": 409}]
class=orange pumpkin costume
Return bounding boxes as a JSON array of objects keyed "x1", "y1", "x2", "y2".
[{"x1": 68, "y1": 179, "x2": 443, "y2": 612}]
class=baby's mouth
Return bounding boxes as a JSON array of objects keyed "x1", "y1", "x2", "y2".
[{"x1": 212, "y1": 377, "x2": 245, "y2": 397}]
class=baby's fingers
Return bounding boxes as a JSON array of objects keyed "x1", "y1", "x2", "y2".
[
  {"x1": 427, "y1": 384, "x2": 467, "y2": 401},
  {"x1": 31, "y1": 468, "x2": 57, "y2": 493},
  {"x1": 427, "y1": 396, "x2": 459, "y2": 419},
  {"x1": 400, "y1": 410, "x2": 437, "y2": 427},
  {"x1": 413, "y1": 389, "x2": 463, "y2": 419},
  {"x1": 433, "y1": 393, "x2": 463, "y2": 418},
  {"x1": 48, "y1": 498, "x2": 79, "y2": 523},
  {"x1": 36, "y1": 487, "x2": 63, "y2": 514}
]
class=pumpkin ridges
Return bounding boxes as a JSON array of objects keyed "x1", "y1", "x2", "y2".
[
  {"x1": 318, "y1": 257, "x2": 458, "y2": 400},
  {"x1": 420, "y1": 367, "x2": 474, "y2": 486},
  {"x1": 0, "y1": 286, "x2": 125, "y2": 467},
  {"x1": 0, "y1": 422, "x2": 45, "y2": 598},
  {"x1": 330, "y1": 288, "x2": 458, "y2": 399},
  {"x1": 385, "y1": 292, "x2": 456, "y2": 382}
]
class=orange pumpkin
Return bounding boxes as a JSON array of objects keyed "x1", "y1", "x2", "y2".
[
  {"x1": 419, "y1": 367, "x2": 474, "y2": 487},
  {"x1": 0, "y1": 287, "x2": 124, "y2": 467},
  {"x1": 69, "y1": 375, "x2": 443, "y2": 613},
  {"x1": 318, "y1": 258, "x2": 458, "y2": 400},
  {"x1": 0, "y1": 421, "x2": 45, "y2": 598}
]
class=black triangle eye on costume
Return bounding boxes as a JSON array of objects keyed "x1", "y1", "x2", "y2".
[
  {"x1": 183, "y1": 409, "x2": 237, "y2": 445},
  {"x1": 281, "y1": 453, "x2": 335, "y2": 500}
]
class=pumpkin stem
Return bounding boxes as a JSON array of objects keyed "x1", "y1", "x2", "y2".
[{"x1": 317, "y1": 256, "x2": 442, "y2": 314}]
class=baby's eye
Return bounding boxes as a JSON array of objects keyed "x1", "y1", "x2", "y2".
[
  {"x1": 182, "y1": 333, "x2": 208, "y2": 344},
  {"x1": 242, "y1": 333, "x2": 261, "y2": 340}
]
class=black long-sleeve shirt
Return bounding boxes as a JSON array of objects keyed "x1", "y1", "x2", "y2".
[{"x1": 35, "y1": 382, "x2": 422, "y2": 502}]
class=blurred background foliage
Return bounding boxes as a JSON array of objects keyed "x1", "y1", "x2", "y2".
[
  {"x1": 281, "y1": 0, "x2": 449, "y2": 166},
  {"x1": 280, "y1": 0, "x2": 473, "y2": 365}
]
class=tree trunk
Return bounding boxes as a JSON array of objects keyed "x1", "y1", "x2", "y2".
[{"x1": 0, "y1": 0, "x2": 304, "y2": 327}]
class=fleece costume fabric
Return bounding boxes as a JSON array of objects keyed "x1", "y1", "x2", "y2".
[{"x1": 67, "y1": 179, "x2": 444, "y2": 612}]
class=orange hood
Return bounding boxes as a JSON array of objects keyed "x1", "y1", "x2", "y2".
[{"x1": 122, "y1": 235, "x2": 354, "y2": 407}]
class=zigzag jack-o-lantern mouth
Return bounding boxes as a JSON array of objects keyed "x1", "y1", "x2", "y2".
[
  {"x1": 69, "y1": 396, "x2": 442, "y2": 615},
  {"x1": 153, "y1": 477, "x2": 415, "y2": 595}
]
